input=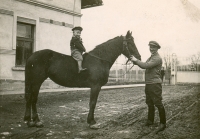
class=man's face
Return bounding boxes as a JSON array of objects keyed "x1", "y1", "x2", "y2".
[
  {"x1": 73, "y1": 30, "x2": 81, "y2": 38},
  {"x1": 149, "y1": 45, "x2": 159, "y2": 54}
]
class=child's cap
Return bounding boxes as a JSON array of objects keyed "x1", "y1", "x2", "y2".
[{"x1": 72, "y1": 26, "x2": 83, "y2": 31}]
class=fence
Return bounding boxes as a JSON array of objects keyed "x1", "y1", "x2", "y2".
[
  {"x1": 109, "y1": 55, "x2": 200, "y2": 85},
  {"x1": 108, "y1": 63, "x2": 145, "y2": 83},
  {"x1": 172, "y1": 56, "x2": 200, "y2": 84},
  {"x1": 176, "y1": 57, "x2": 200, "y2": 72}
]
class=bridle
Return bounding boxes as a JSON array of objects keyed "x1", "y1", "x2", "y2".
[
  {"x1": 109, "y1": 37, "x2": 135, "y2": 78},
  {"x1": 122, "y1": 36, "x2": 133, "y2": 64}
]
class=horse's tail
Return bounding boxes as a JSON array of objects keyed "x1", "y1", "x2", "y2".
[{"x1": 24, "y1": 49, "x2": 53, "y2": 100}]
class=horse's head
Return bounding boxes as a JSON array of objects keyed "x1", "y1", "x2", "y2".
[{"x1": 122, "y1": 31, "x2": 141, "y2": 60}]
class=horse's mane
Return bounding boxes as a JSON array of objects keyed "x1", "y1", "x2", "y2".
[{"x1": 89, "y1": 36, "x2": 123, "y2": 61}]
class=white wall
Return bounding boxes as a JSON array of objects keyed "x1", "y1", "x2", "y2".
[
  {"x1": 0, "y1": 14, "x2": 13, "y2": 49},
  {"x1": 177, "y1": 71, "x2": 200, "y2": 83},
  {"x1": 0, "y1": 54, "x2": 15, "y2": 79},
  {"x1": 39, "y1": 22, "x2": 72, "y2": 55},
  {"x1": 35, "y1": 0, "x2": 81, "y2": 13},
  {"x1": 0, "y1": 0, "x2": 82, "y2": 80}
]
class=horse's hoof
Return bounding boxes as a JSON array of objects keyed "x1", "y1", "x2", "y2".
[
  {"x1": 89, "y1": 123, "x2": 101, "y2": 129},
  {"x1": 35, "y1": 122, "x2": 44, "y2": 128},
  {"x1": 87, "y1": 119, "x2": 96, "y2": 125},
  {"x1": 27, "y1": 121, "x2": 36, "y2": 127}
]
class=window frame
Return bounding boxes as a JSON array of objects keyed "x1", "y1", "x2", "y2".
[{"x1": 15, "y1": 22, "x2": 34, "y2": 67}]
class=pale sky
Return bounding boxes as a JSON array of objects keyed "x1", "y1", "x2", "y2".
[{"x1": 81, "y1": 0, "x2": 200, "y2": 62}]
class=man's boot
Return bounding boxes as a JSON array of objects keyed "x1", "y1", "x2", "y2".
[
  {"x1": 77, "y1": 61, "x2": 87, "y2": 73},
  {"x1": 156, "y1": 105, "x2": 166, "y2": 133},
  {"x1": 145, "y1": 106, "x2": 155, "y2": 126}
]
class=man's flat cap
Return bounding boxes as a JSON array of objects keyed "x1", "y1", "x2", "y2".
[
  {"x1": 148, "y1": 41, "x2": 161, "y2": 49},
  {"x1": 72, "y1": 26, "x2": 83, "y2": 31}
]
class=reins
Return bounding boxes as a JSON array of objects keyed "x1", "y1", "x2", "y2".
[
  {"x1": 108, "y1": 63, "x2": 135, "y2": 78},
  {"x1": 86, "y1": 36, "x2": 135, "y2": 78},
  {"x1": 87, "y1": 53, "x2": 113, "y2": 64},
  {"x1": 87, "y1": 52, "x2": 135, "y2": 78},
  {"x1": 87, "y1": 36, "x2": 132, "y2": 63},
  {"x1": 108, "y1": 37, "x2": 135, "y2": 78}
]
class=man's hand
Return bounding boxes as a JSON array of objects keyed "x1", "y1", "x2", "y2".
[{"x1": 130, "y1": 55, "x2": 138, "y2": 62}]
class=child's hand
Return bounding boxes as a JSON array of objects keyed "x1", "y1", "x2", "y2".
[{"x1": 79, "y1": 38, "x2": 83, "y2": 43}]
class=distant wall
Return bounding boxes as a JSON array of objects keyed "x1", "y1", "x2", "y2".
[
  {"x1": 0, "y1": 0, "x2": 82, "y2": 80},
  {"x1": 177, "y1": 71, "x2": 200, "y2": 83}
]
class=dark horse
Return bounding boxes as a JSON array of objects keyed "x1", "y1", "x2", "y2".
[{"x1": 24, "y1": 31, "x2": 141, "y2": 127}]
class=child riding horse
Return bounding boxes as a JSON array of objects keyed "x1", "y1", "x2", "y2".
[{"x1": 70, "y1": 26, "x2": 87, "y2": 73}]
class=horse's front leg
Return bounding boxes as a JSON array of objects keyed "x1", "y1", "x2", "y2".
[{"x1": 87, "y1": 85, "x2": 101, "y2": 125}]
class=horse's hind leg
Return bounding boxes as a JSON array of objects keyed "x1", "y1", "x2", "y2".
[
  {"x1": 24, "y1": 72, "x2": 47, "y2": 127},
  {"x1": 24, "y1": 83, "x2": 43, "y2": 127},
  {"x1": 24, "y1": 83, "x2": 33, "y2": 126},
  {"x1": 31, "y1": 84, "x2": 44, "y2": 127}
]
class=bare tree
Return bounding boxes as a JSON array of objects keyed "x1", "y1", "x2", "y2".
[
  {"x1": 161, "y1": 46, "x2": 172, "y2": 70},
  {"x1": 160, "y1": 46, "x2": 174, "y2": 83},
  {"x1": 190, "y1": 51, "x2": 200, "y2": 71}
]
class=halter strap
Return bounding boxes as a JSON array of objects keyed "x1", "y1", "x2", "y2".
[{"x1": 122, "y1": 36, "x2": 132, "y2": 59}]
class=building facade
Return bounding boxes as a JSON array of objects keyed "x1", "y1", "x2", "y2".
[{"x1": 0, "y1": 0, "x2": 102, "y2": 81}]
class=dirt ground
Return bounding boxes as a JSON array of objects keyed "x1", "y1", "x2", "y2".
[{"x1": 0, "y1": 84, "x2": 200, "y2": 139}]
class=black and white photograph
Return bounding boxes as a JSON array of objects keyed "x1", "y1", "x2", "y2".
[{"x1": 0, "y1": 0, "x2": 200, "y2": 138}]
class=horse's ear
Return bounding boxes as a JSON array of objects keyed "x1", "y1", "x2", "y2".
[
  {"x1": 131, "y1": 31, "x2": 132, "y2": 35},
  {"x1": 126, "y1": 30, "x2": 130, "y2": 37}
]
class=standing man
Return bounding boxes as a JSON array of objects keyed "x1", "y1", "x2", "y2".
[
  {"x1": 130, "y1": 41, "x2": 166, "y2": 133},
  {"x1": 161, "y1": 67, "x2": 165, "y2": 83},
  {"x1": 70, "y1": 26, "x2": 87, "y2": 73}
]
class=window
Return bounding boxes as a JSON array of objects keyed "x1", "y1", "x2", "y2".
[{"x1": 16, "y1": 22, "x2": 34, "y2": 66}]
